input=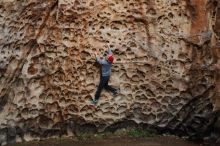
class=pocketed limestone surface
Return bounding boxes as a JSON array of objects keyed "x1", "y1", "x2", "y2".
[{"x1": 0, "y1": 0, "x2": 219, "y2": 145}]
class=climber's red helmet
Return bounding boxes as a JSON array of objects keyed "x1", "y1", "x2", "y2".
[{"x1": 107, "y1": 55, "x2": 114, "y2": 63}]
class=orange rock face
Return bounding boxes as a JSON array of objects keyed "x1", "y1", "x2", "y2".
[{"x1": 0, "y1": 0, "x2": 219, "y2": 145}]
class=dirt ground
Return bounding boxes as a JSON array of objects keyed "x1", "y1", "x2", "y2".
[{"x1": 7, "y1": 136, "x2": 212, "y2": 146}]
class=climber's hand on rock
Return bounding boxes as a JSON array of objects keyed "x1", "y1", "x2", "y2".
[
  {"x1": 103, "y1": 45, "x2": 108, "y2": 51},
  {"x1": 94, "y1": 51, "x2": 98, "y2": 58},
  {"x1": 107, "y1": 44, "x2": 111, "y2": 49}
]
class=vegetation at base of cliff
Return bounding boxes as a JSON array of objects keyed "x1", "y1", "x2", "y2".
[
  {"x1": 77, "y1": 128, "x2": 157, "y2": 141},
  {"x1": 127, "y1": 129, "x2": 157, "y2": 137}
]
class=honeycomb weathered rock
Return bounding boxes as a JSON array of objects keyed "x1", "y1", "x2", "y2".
[{"x1": 0, "y1": 0, "x2": 219, "y2": 145}]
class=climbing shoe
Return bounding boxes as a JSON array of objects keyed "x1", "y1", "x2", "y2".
[
  {"x1": 92, "y1": 99, "x2": 98, "y2": 105},
  {"x1": 112, "y1": 91, "x2": 118, "y2": 97}
]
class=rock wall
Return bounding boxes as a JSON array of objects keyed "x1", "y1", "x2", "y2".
[{"x1": 0, "y1": 0, "x2": 219, "y2": 145}]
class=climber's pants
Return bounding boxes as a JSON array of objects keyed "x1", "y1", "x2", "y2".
[{"x1": 95, "y1": 76, "x2": 117, "y2": 100}]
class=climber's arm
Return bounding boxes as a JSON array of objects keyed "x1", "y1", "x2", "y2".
[
  {"x1": 108, "y1": 48, "x2": 113, "y2": 56},
  {"x1": 105, "y1": 44, "x2": 113, "y2": 56},
  {"x1": 95, "y1": 51, "x2": 107, "y2": 65}
]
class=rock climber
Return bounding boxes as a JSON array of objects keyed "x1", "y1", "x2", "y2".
[{"x1": 92, "y1": 45, "x2": 118, "y2": 105}]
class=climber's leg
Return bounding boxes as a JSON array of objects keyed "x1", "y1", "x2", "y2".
[
  {"x1": 94, "y1": 76, "x2": 109, "y2": 101},
  {"x1": 104, "y1": 77, "x2": 118, "y2": 96}
]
